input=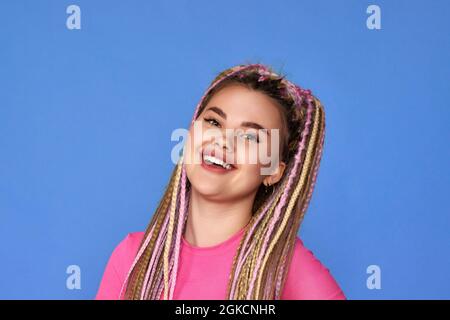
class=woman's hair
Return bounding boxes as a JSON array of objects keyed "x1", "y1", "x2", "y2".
[{"x1": 120, "y1": 62, "x2": 326, "y2": 300}]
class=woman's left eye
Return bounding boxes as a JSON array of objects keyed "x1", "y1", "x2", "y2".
[{"x1": 242, "y1": 133, "x2": 259, "y2": 143}]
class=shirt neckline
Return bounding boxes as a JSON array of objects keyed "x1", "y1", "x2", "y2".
[{"x1": 181, "y1": 224, "x2": 248, "y2": 256}]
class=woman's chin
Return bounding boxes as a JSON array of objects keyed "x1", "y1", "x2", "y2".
[
  {"x1": 191, "y1": 182, "x2": 225, "y2": 194},
  {"x1": 189, "y1": 181, "x2": 233, "y2": 198}
]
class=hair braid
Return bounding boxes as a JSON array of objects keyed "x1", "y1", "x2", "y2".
[{"x1": 121, "y1": 62, "x2": 327, "y2": 300}]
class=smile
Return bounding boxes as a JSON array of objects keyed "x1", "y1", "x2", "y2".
[
  {"x1": 203, "y1": 154, "x2": 233, "y2": 170},
  {"x1": 201, "y1": 151, "x2": 237, "y2": 173}
]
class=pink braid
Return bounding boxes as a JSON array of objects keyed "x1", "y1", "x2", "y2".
[
  {"x1": 140, "y1": 209, "x2": 170, "y2": 299},
  {"x1": 246, "y1": 98, "x2": 314, "y2": 299},
  {"x1": 168, "y1": 164, "x2": 189, "y2": 299},
  {"x1": 118, "y1": 220, "x2": 157, "y2": 299}
]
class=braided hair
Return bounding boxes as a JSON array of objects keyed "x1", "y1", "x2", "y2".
[{"x1": 121, "y1": 62, "x2": 326, "y2": 300}]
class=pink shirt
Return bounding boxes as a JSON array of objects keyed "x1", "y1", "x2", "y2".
[{"x1": 95, "y1": 226, "x2": 346, "y2": 300}]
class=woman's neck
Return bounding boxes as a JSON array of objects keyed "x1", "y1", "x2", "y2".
[{"x1": 183, "y1": 187, "x2": 254, "y2": 247}]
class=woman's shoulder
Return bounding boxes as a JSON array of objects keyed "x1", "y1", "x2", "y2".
[
  {"x1": 95, "y1": 231, "x2": 145, "y2": 299},
  {"x1": 281, "y1": 236, "x2": 346, "y2": 300},
  {"x1": 119, "y1": 231, "x2": 146, "y2": 251},
  {"x1": 106, "y1": 231, "x2": 146, "y2": 282},
  {"x1": 114, "y1": 232, "x2": 145, "y2": 266}
]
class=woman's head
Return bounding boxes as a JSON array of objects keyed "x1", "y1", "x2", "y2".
[
  {"x1": 184, "y1": 64, "x2": 310, "y2": 213},
  {"x1": 121, "y1": 63, "x2": 326, "y2": 300}
]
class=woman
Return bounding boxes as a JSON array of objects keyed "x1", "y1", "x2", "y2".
[{"x1": 96, "y1": 63, "x2": 346, "y2": 300}]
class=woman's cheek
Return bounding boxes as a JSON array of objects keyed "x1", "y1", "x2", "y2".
[{"x1": 240, "y1": 163, "x2": 264, "y2": 184}]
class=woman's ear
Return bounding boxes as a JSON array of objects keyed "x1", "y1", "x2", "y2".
[{"x1": 264, "y1": 160, "x2": 286, "y2": 186}]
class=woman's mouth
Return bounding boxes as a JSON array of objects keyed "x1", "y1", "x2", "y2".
[{"x1": 200, "y1": 151, "x2": 237, "y2": 174}]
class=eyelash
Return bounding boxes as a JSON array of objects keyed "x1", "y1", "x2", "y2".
[
  {"x1": 203, "y1": 117, "x2": 260, "y2": 143},
  {"x1": 204, "y1": 117, "x2": 220, "y2": 127}
]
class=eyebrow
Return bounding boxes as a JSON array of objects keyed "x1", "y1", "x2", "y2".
[{"x1": 204, "y1": 106, "x2": 271, "y2": 136}]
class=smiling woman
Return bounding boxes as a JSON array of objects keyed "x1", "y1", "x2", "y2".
[{"x1": 95, "y1": 63, "x2": 346, "y2": 300}]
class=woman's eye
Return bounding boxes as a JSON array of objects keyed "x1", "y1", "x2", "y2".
[
  {"x1": 204, "y1": 117, "x2": 220, "y2": 127},
  {"x1": 241, "y1": 133, "x2": 259, "y2": 143}
]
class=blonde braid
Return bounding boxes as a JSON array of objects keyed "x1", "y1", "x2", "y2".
[
  {"x1": 255, "y1": 104, "x2": 321, "y2": 297},
  {"x1": 163, "y1": 155, "x2": 183, "y2": 300}
]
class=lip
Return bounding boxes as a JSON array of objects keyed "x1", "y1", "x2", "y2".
[{"x1": 200, "y1": 150, "x2": 237, "y2": 174}]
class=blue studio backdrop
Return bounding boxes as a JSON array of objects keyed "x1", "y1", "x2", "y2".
[{"x1": 0, "y1": 0, "x2": 449, "y2": 299}]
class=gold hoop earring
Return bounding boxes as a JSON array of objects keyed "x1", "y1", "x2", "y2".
[{"x1": 264, "y1": 182, "x2": 275, "y2": 196}]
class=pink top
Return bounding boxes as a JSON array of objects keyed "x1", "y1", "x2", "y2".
[{"x1": 95, "y1": 226, "x2": 346, "y2": 300}]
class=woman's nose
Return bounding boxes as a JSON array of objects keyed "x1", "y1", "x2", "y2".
[{"x1": 212, "y1": 133, "x2": 232, "y2": 152}]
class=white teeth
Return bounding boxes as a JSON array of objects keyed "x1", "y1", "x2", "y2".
[{"x1": 203, "y1": 154, "x2": 232, "y2": 170}]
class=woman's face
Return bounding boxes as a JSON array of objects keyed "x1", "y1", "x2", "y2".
[{"x1": 184, "y1": 83, "x2": 287, "y2": 201}]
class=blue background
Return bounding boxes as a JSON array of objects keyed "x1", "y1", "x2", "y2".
[{"x1": 0, "y1": 0, "x2": 449, "y2": 299}]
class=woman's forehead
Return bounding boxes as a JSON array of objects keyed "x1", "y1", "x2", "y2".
[{"x1": 202, "y1": 85, "x2": 284, "y2": 129}]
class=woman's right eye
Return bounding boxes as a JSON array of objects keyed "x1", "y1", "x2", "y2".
[{"x1": 204, "y1": 117, "x2": 220, "y2": 127}]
